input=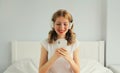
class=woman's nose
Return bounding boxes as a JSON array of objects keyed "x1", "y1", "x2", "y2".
[{"x1": 60, "y1": 23, "x2": 64, "y2": 28}]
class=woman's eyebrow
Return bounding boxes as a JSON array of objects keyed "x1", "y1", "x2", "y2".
[{"x1": 55, "y1": 22, "x2": 69, "y2": 24}]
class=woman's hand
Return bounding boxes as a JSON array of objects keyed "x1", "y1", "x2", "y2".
[
  {"x1": 57, "y1": 48, "x2": 72, "y2": 61},
  {"x1": 51, "y1": 48, "x2": 63, "y2": 60},
  {"x1": 58, "y1": 48, "x2": 80, "y2": 73}
]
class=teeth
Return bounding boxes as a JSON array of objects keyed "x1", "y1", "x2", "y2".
[
  {"x1": 58, "y1": 30, "x2": 65, "y2": 33},
  {"x1": 59, "y1": 30, "x2": 64, "y2": 32},
  {"x1": 60, "y1": 31, "x2": 64, "y2": 32}
]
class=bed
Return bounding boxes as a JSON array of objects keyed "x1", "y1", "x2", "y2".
[
  {"x1": 108, "y1": 64, "x2": 120, "y2": 73},
  {"x1": 4, "y1": 40, "x2": 113, "y2": 73}
]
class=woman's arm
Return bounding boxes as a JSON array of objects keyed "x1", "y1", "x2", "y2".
[
  {"x1": 69, "y1": 47, "x2": 80, "y2": 73},
  {"x1": 39, "y1": 46, "x2": 61, "y2": 73}
]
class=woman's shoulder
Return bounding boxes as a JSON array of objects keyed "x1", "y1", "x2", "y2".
[
  {"x1": 41, "y1": 38, "x2": 49, "y2": 46},
  {"x1": 72, "y1": 39, "x2": 80, "y2": 49},
  {"x1": 41, "y1": 38, "x2": 49, "y2": 43},
  {"x1": 74, "y1": 39, "x2": 80, "y2": 45},
  {"x1": 40, "y1": 38, "x2": 50, "y2": 51}
]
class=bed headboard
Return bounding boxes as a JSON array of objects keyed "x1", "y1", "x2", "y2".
[{"x1": 11, "y1": 40, "x2": 104, "y2": 65}]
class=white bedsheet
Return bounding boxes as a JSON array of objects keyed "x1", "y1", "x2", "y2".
[{"x1": 4, "y1": 59, "x2": 113, "y2": 73}]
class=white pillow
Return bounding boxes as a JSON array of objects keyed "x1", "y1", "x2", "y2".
[
  {"x1": 4, "y1": 59, "x2": 38, "y2": 73},
  {"x1": 80, "y1": 59, "x2": 113, "y2": 73}
]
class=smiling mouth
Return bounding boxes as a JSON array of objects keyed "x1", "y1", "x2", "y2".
[{"x1": 58, "y1": 30, "x2": 65, "y2": 33}]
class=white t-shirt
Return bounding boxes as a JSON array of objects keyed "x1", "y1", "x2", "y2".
[{"x1": 41, "y1": 38, "x2": 80, "y2": 73}]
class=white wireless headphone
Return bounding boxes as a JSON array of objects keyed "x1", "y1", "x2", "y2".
[
  {"x1": 50, "y1": 22, "x2": 54, "y2": 28},
  {"x1": 69, "y1": 23, "x2": 73, "y2": 29}
]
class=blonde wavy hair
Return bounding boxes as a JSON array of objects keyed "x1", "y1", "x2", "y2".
[{"x1": 48, "y1": 9, "x2": 76, "y2": 45}]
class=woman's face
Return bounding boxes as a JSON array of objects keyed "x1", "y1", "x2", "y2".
[{"x1": 54, "y1": 16, "x2": 70, "y2": 38}]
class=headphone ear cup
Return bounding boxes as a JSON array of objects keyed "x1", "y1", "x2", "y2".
[
  {"x1": 69, "y1": 23, "x2": 72, "y2": 29},
  {"x1": 51, "y1": 22, "x2": 54, "y2": 28},
  {"x1": 51, "y1": 24, "x2": 53, "y2": 28}
]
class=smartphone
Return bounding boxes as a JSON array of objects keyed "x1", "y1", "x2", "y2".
[{"x1": 56, "y1": 39, "x2": 67, "y2": 48}]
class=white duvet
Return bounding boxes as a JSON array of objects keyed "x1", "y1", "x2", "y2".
[{"x1": 4, "y1": 59, "x2": 113, "y2": 73}]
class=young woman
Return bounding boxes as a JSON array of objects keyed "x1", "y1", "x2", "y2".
[{"x1": 39, "y1": 9, "x2": 80, "y2": 73}]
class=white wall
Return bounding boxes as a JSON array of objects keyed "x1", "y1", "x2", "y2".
[
  {"x1": 106, "y1": 0, "x2": 120, "y2": 66},
  {"x1": 0, "y1": 0, "x2": 106, "y2": 73}
]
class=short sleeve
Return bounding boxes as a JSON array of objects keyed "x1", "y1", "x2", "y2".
[
  {"x1": 73, "y1": 39, "x2": 80, "y2": 51},
  {"x1": 40, "y1": 39, "x2": 48, "y2": 51}
]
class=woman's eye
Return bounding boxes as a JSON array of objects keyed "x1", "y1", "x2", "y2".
[
  {"x1": 56, "y1": 24, "x2": 61, "y2": 25},
  {"x1": 64, "y1": 24, "x2": 68, "y2": 26},
  {"x1": 56, "y1": 23, "x2": 68, "y2": 26}
]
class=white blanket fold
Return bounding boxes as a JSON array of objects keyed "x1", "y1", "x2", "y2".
[{"x1": 4, "y1": 59, "x2": 113, "y2": 73}]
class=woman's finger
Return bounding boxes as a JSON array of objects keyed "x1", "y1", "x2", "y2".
[{"x1": 57, "y1": 50, "x2": 66, "y2": 56}]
